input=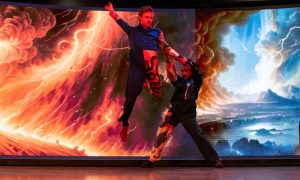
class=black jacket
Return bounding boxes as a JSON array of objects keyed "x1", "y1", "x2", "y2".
[{"x1": 170, "y1": 59, "x2": 203, "y2": 112}]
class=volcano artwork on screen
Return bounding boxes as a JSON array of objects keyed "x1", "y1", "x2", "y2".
[{"x1": 0, "y1": 4, "x2": 299, "y2": 158}]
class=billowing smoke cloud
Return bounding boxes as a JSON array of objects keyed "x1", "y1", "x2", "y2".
[
  {"x1": 0, "y1": 6, "x2": 56, "y2": 67},
  {"x1": 194, "y1": 10, "x2": 254, "y2": 109}
]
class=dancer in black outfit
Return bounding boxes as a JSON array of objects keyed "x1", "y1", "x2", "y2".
[{"x1": 141, "y1": 58, "x2": 223, "y2": 168}]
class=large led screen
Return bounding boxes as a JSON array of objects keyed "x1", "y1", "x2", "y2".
[{"x1": 0, "y1": 4, "x2": 299, "y2": 158}]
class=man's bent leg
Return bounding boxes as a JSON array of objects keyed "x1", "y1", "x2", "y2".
[
  {"x1": 149, "y1": 112, "x2": 175, "y2": 162},
  {"x1": 144, "y1": 54, "x2": 162, "y2": 97},
  {"x1": 119, "y1": 74, "x2": 144, "y2": 141},
  {"x1": 141, "y1": 112, "x2": 175, "y2": 168}
]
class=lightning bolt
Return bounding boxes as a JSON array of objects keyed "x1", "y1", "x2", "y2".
[
  {"x1": 46, "y1": 10, "x2": 83, "y2": 41},
  {"x1": 93, "y1": 43, "x2": 129, "y2": 51},
  {"x1": 81, "y1": 110, "x2": 113, "y2": 147},
  {"x1": 276, "y1": 26, "x2": 300, "y2": 63}
]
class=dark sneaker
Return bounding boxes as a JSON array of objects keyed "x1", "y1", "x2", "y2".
[
  {"x1": 214, "y1": 159, "x2": 224, "y2": 168},
  {"x1": 140, "y1": 160, "x2": 155, "y2": 168},
  {"x1": 118, "y1": 115, "x2": 129, "y2": 127},
  {"x1": 120, "y1": 126, "x2": 128, "y2": 142},
  {"x1": 118, "y1": 115, "x2": 126, "y2": 123}
]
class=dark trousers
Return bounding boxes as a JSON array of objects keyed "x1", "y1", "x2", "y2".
[
  {"x1": 150, "y1": 107, "x2": 220, "y2": 164},
  {"x1": 118, "y1": 73, "x2": 144, "y2": 126},
  {"x1": 180, "y1": 113, "x2": 220, "y2": 163},
  {"x1": 119, "y1": 57, "x2": 162, "y2": 126}
]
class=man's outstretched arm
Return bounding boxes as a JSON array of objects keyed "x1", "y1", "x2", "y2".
[
  {"x1": 104, "y1": 2, "x2": 120, "y2": 20},
  {"x1": 105, "y1": 2, "x2": 133, "y2": 35},
  {"x1": 166, "y1": 56, "x2": 177, "y2": 83}
]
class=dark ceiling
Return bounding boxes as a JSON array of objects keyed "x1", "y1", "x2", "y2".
[{"x1": 0, "y1": 0, "x2": 299, "y2": 10}]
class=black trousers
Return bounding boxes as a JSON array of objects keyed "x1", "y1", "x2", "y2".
[
  {"x1": 119, "y1": 73, "x2": 144, "y2": 126},
  {"x1": 119, "y1": 58, "x2": 162, "y2": 126},
  {"x1": 150, "y1": 103, "x2": 220, "y2": 164},
  {"x1": 179, "y1": 113, "x2": 220, "y2": 163}
]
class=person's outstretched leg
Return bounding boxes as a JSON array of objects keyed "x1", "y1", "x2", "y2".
[
  {"x1": 141, "y1": 112, "x2": 175, "y2": 168},
  {"x1": 180, "y1": 114, "x2": 223, "y2": 168},
  {"x1": 119, "y1": 74, "x2": 144, "y2": 141}
]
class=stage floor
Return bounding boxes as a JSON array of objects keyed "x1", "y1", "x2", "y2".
[{"x1": 0, "y1": 166, "x2": 299, "y2": 180}]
